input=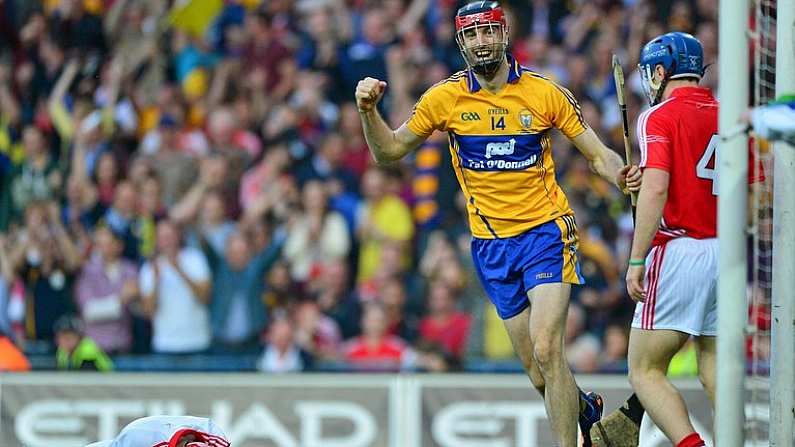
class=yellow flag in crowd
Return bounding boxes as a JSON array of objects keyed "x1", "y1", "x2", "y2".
[{"x1": 169, "y1": 0, "x2": 224, "y2": 38}]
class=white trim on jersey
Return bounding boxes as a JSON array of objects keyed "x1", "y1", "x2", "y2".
[
  {"x1": 659, "y1": 229, "x2": 687, "y2": 238},
  {"x1": 637, "y1": 98, "x2": 675, "y2": 167},
  {"x1": 659, "y1": 216, "x2": 687, "y2": 238}
]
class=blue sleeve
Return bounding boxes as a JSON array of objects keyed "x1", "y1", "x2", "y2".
[{"x1": 251, "y1": 227, "x2": 288, "y2": 277}]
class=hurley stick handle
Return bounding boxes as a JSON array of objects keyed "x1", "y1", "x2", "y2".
[{"x1": 612, "y1": 54, "x2": 638, "y2": 208}]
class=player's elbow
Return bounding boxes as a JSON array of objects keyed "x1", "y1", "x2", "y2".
[
  {"x1": 372, "y1": 152, "x2": 398, "y2": 166},
  {"x1": 371, "y1": 144, "x2": 407, "y2": 166},
  {"x1": 641, "y1": 183, "x2": 668, "y2": 203},
  {"x1": 375, "y1": 156, "x2": 406, "y2": 167},
  {"x1": 639, "y1": 169, "x2": 670, "y2": 199},
  {"x1": 587, "y1": 152, "x2": 609, "y2": 174}
]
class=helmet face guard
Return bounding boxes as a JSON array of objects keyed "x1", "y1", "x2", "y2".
[
  {"x1": 455, "y1": 6, "x2": 508, "y2": 77},
  {"x1": 639, "y1": 62, "x2": 664, "y2": 106}
]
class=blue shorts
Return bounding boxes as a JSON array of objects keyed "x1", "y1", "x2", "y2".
[{"x1": 471, "y1": 215, "x2": 584, "y2": 320}]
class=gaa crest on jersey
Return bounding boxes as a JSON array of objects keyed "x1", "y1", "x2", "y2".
[{"x1": 518, "y1": 109, "x2": 533, "y2": 129}]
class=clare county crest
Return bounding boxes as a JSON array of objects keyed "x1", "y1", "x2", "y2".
[{"x1": 518, "y1": 109, "x2": 533, "y2": 129}]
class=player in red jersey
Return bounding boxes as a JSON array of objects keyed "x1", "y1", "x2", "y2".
[
  {"x1": 622, "y1": 31, "x2": 761, "y2": 447},
  {"x1": 85, "y1": 415, "x2": 230, "y2": 447}
]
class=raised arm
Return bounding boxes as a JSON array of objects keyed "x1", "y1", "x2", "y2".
[
  {"x1": 169, "y1": 157, "x2": 222, "y2": 224},
  {"x1": 101, "y1": 58, "x2": 125, "y2": 137},
  {"x1": 47, "y1": 59, "x2": 80, "y2": 142},
  {"x1": 48, "y1": 59, "x2": 80, "y2": 108},
  {"x1": 103, "y1": 0, "x2": 128, "y2": 41},
  {"x1": 396, "y1": 0, "x2": 432, "y2": 37},
  {"x1": 169, "y1": 181, "x2": 209, "y2": 225},
  {"x1": 47, "y1": 202, "x2": 82, "y2": 272},
  {"x1": 570, "y1": 127, "x2": 641, "y2": 192},
  {"x1": 354, "y1": 77, "x2": 426, "y2": 165},
  {"x1": 251, "y1": 227, "x2": 287, "y2": 279},
  {"x1": 171, "y1": 261, "x2": 211, "y2": 305}
]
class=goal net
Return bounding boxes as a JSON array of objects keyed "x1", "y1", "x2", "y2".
[{"x1": 746, "y1": 0, "x2": 776, "y2": 444}]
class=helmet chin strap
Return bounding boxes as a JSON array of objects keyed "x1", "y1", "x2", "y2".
[{"x1": 467, "y1": 42, "x2": 506, "y2": 80}]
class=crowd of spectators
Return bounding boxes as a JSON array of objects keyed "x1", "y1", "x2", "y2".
[{"x1": 0, "y1": 0, "x2": 763, "y2": 374}]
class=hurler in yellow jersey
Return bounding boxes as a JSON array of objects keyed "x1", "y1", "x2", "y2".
[
  {"x1": 407, "y1": 55, "x2": 585, "y2": 240},
  {"x1": 355, "y1": 2, "x2": 641, "y2": 446}
]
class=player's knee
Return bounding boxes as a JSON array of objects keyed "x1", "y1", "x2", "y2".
[
  {"x1": 527, "y1": 366, "x2": 545, "y2": 390},
  {"x1": 627, "y1": 367, "x2": 654, "y2": 393},
  {"x1": 697, "y1": 368, "x2": 714, "y2": 390},
  {"x1": 628, "y1": 368, "x2": 643, "y2": 390},
  {"x1": 518, "y1": 355, "x2": 534, "y2": 373},
  {"x1": 628, "y1": 364, "x2": 659, "y2": 390},
  {"x1": 509, "y1": 340, "x2": 535, "y2": 372},
  {"x1": 532, "y1": 336, "x2": 563, "y2": 370}
]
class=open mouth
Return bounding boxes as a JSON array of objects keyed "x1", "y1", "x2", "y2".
[{"x1": 474, "y1": 48, "x2": 492, "y2": 58}]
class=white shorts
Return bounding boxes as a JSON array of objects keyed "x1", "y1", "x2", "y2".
[{"x1": 631, "y1": 237, "x2": 718, "y2": 336}]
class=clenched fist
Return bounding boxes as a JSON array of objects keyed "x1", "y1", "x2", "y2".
[{"x1": 355, "y1": 77, "x2": 387, "y2": 113}]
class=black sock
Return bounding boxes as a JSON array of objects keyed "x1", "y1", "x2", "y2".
[{"x1": 618, "y1": 393, "x2": 645, "y2": 426}]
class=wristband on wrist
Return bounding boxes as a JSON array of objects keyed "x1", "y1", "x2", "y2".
[{"x1": 628, "y1": 258, "x2": 646, "y2": 266}]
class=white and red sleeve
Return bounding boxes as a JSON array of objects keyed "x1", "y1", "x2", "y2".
[{"x1": 637, "y1": 103, "x2": 673, "y2": 171}]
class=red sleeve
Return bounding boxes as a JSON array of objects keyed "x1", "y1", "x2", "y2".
[{"x1": 638, "y1": 111, "x2": 672, "y2": 171}]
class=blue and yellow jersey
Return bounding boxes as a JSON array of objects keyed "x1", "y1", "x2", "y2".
[{"x1": 406, "y1": 55, "x2": 587, "y2": 239}]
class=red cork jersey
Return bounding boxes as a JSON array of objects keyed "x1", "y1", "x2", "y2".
[{"x1": 637, "y1": 86, "x2": 761, "y2": 246}]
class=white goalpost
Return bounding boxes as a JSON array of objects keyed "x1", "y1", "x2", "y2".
[
  {"x1": 719, "y1": 0, "x2": 794, "y2": 445},
  {"x1": 770, "y1": 1, "x2": 794, "y2": 445},
  {"x1": 716, "y1": 1, "x2": 750, "y2": 446}
]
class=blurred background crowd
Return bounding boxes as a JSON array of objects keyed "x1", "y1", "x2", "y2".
[{"x1": 0, "y1": 0, "x2": 764, "y2": 375}]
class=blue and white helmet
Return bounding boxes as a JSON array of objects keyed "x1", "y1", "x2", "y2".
[{"x1": 638, "y1": 32, "x2": 705, "y2": 105}]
